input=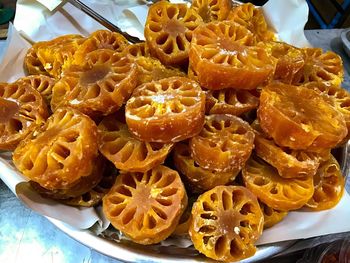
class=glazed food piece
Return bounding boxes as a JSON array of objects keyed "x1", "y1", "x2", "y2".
[
  {"x1": 103, "y1": 165, "x2": 187, "y2": 245},
  {"x1": 173, "y1": 196, "x2": 196, "y2": 236},
  {"x1": 24, "y1": 43, "x2": 49, "y2": 76},
  {"x1": 173, "y1": 143, "x2": 238, "y2": 193},
  {"x1": 189, "y1": 186, "x2": 263, "y2": 262},
  {"x1": 292, "y1": 48, "x2": 343, "y2": 88},
  {"x1": 125, "y1": 77, "x2": 205, "y2": 143},
  {"x1": 252, "y1": 120, "x2": 321, "y2": 178},
  {"x1": 189, "y1": 21, "x2": 276, "y2": 90},
  {"x1": 122, "y1": 42, "x2": 151, "y2": 59},
  {"x1": 15, "y1": 75, "x2": 56, "y2": 104},
  {"x1": 190, "y1": 114, "x2": 255, "y2": 172},
  {"x1": 98, "y1": 115, "x2": 173, "y2": 172},
  {"x1": 73, "y1": 30, "x2": 129, "y2": 64},
  {"x1": 242, "y1": 155, "x2": 314, "y2": 211},
  {"x1": 205, "y1": 89, "x2": 259, "y2": 116},
  {"x1": 13, "y1": 107, "x2": 99, "y2": 190},
  {"x1": 36, "y1": 34, "x2": 85, "y2": 78},
  {"x1": 0, "y1": 82, "x2": 49, "y2": 151},
  {"x1": 258, "y1": 82, "x2": 347, "y2": 150},
  {"x1": 191, "y1": 0, "x2": 232, "y2": 22},
  {"x1": 145, "y1": 1, "x2": 203, "y2": 66},
  {"x1": 259, "y1": 201, "x2": 288, "y2": 229},
  {"x1": 51, "y1": 49, "x2": 137, "y2": 117},
  {"x1": 306, "y1": 155, "x2": 344, "y2": 211},
  {"x1": 227, "y1": 3, "x2": 275, "y2": 43},
  {"x1": 261, "y1": 41, "x2": 305, "y2": 84}
]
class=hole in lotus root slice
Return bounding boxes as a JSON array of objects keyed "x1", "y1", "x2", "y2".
[
  {"x1": 98, "y1": 115, "x2": 173, "y2": 172},
  {"x1": 13, "y1": 107, "x2": 99, "y2": 190},
  {"x1": 102, "y1": 165, "x2": 187, "y2": 245},
  {"x1": 0, "y1": 82, "x2": 49, "y2": 151},
  {"x1": 145, "y1": 1, "x2": 203, "y2": 66},
  {"x1": 122, "y1": 42, "x2": 151, "y2": 59},
  {"x1": 126, "y1": 77, "x2": 205, "y2": 143},
  {"x1": 191, "y1": 0, "x2": 232, "y2": 22},
  {"x1": 189, "y1": 186, "x2": 263, "y2": 262},
  {"x1": 24, "y1": 43, "x2": 49, "y2": 76},
  {"x1": 242, "y1": 154, "x2": 314, "y2": 211},
  {"x1": 190, "y1": 114, "x2": 255, "y2": 172},
  {"x1": 51, "y1": 50, "x2": 138, "y2": 118}
]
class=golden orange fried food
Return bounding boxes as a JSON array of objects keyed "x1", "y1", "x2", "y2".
[
  {"x1": 205, "y1": 89, "x2": 259, "y2": 116},
  {"x1": 173, "y1": 143, "x2": 238, "y2": 193},
  {"x1": 0, "y1": 82, "x2": 49, "y2": 151},
  {"x1": 13, "y1": 107, "x2": 99, "y2": 190},
  {"x1": 125, "y1": 77, "x2": 205, "y2": 143},
  {"x1": 24, "y1": 43, "x2": 49, "y2": 76},
  {"x1": 189, "y1": 186, "x2": 263, "y2": 262},
  {"x1": 122, "y1": 42, "x2": 151, "y2": 59},
  {"x1": 145, "y1": 1, "x2": 203, "y2": 66},
  {"x1": 103, "y1": 165, "x2": 187, "y2": 245},
  {"x1": 306, "y1": 155, "x2": 344, "y2": 211},
  {"x1": 51, "y1": 49, "x2": 137, "y2": 117},
  {"x1": 259, "y1": 201, "x2": 288, "y2": 229},
  {"x1": 292, "y1": 48, "x2": 343, "y2": 87},
  {"x1": 190, "y1": 114, "x2": 255, "y2": 172},
  {"x1": 189, "y1": 21, "x2": 276, "y2": 90},
  {"x1": 98, "y1": 115, "x2": 173, "y2": 172},
  {"x1": 191, "y1": 0, "x2": 232, "y2": 22},
  {"x1": 258, "y1": 82, "x2": 347, "y2": 150},
  {"x1": 242, "y1": 155, "x2": 314, "y2": 211},
  {"x1": 227, "y1": 3, "x2": 275, "y2": 42}
]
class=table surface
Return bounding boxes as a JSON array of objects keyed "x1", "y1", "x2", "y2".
[{"x1": 1, "y1": 29, "x2": 350, "y2": 263}]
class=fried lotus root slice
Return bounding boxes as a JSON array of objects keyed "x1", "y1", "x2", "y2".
[
  {"x1": 306, "y1": 155, "x2": 344, "y2": 211},
  {"x1": 173, "y1": 143, "x2": 238, "y2": 193},
  {"x1": 24, "y1": 43, "x2": 49, "y2": 76},
  {"x1": 102, "y1": 165, "x2": 188, "y2": 245},
  {"x1": 13, "y1": 107, "x2": 99, "y2": 190},
  {"x1": 126, "y1": 77, "x2": 205, "y2": 143},
  {"x1": 260, "y1": 41, "x2": 305, "y2": 84},
  {"x1": 36, "y1": 34, "x2": 85, "y2": 78},
  {"x1": 206, "y1": 89, "x2": 259, "y2": 116},
  {"x1": 15, "y1": 75, "x2": 56, "y2": 104},
  {"x1": 73, "y1": 30, "x2": 129, "y2": 64},
  {"x1": 191, "y1": 0, "x2": 232, "y2": 22},
  {"x1": 242, "y1": 155, "x2": 314, "y2": 211},
  {"x1": 258, "y1": 82, "x2": 347, "y2": 150},
  {"x1": 189, "y1": 21, "x2": 276, "y2": 90},
  {"x1": 227, "y1": 3, "x2": 275, "y2": 43},
  {"x1": 51, "y1": 49, "x2": 137, "y2": 117},
  {"x1": 190, "y1": 114, "x2": 255, "y2": 172},
  {"x1": 135, "y1": 56, "x2": 186, "y2": 86},
  {"x1": 0, "y1": 82, "x2": 49, "y2": 151},
  {"x1": 122, "y1": 42, "x2": 151, "y2": 59},
  {"x1": 292, "y1": 48, "x2": 343, "y2": 87},
  {"x1": 145, "y1": 1, "x2": 203, "y2": 66},
  {"x1": 189, "y1": 186, "x2": 263, "y2": 262},
  {"x1": 29, "y1": 155, "x2": 105, "y2": 199},
  {"x1": 98, "y1": 115, "x2": 173, "y2": 172},
  {"x1": 259, "y1": 201, "x2": 288, "y2": 229}
]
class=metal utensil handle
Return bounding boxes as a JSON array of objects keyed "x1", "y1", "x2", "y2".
[{"x1": 67, "y1": 0, "x2": 142, "y2": 43}]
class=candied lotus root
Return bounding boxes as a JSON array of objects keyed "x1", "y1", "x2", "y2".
[
  {"x1": 51, "y1": 49, "x2": 137, "y2": 117},
  {"x1": 242, "y1": 155, "x2": 314, "y2": 211},
  {"x1": 189, "y1": 21, "x2": 276, "y2": 90},
  {"x1": 292, "y1": 48, "x2": 343, "y2": 87},
  {"x1": 227, "y1": 3, "x2": 275, "y2": 43},
  {"x1": 98, "y1": 115, "x2": 173, "y2": 172},
  {"x1": 122, "y1": 42, "x2": 151, "y2": 59},
  {"x1": 259, "y1": 201, "x2": 288, "y2": 229},
  {"x1": 125, "y1": 77, "x2": 205, "y2": 143},
  {"x1": 306, "y1": 155, "x2": 344, "y2": 211},
  {"x1": 102, "y1": 165, "x2": 188, "y2": 245},
  {"x1": 189, "y1": 186, "x2": 263, "y2": 262},
  {"x1": 191, "y1": 0, "x2": 232, "y2": 22},
  {"x1": 173, "y1": 143, "x2": 238, "y2": 193},
  {"x1": 13, "y1": 107, "x2": 99, "y2": 190},
  {"x1": 0, "y1": 82, "x2": 49, "y2": 151},
  {"x1": 205, "y1": 89, "x2": 259, "y2": 116},
  {"x1": 258, "y1": 82, "x2": 347, "y2": 151},
  {"x1": 73, "y1": 30, "x2": 129, "y2": 64},
  {"x1": 24, "y1": 43, "x2": 49, "y2": 76},
  {"x1": 144, "y1": 1, "x2": 203, "y2": 66},
  {"x1": 190, "y1": 114, "x2": 255, "y2": 172}
]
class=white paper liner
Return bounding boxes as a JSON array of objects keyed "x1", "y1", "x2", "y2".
[{"x1": 0, "y1": 0, "x2": 349, "y2": 248}]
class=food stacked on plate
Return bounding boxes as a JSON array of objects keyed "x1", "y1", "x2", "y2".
[{"x1": 0, "y1": 0, "x2": 348, "y2": 261}]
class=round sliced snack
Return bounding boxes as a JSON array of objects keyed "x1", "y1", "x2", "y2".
[
  {"x1": 259, "y1": 201, "x2": 288, "y2": 229},
  {"x1": 191, "y1": 0, "x2": 232, "y2": 22}
]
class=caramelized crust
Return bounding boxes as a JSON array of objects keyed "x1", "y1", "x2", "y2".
[
  {"x1": 24, "y1": 43, "x2": 49, "y2": 76},
  {"x1": 259, "y1": 201, "x2": 288, "y2": 229},
  {"x1": 122, "y1": 42, "x2": 151, "y2": 59},
  {"x1": 191, "y1": 0, "x2": 232, "y2": 22}
]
